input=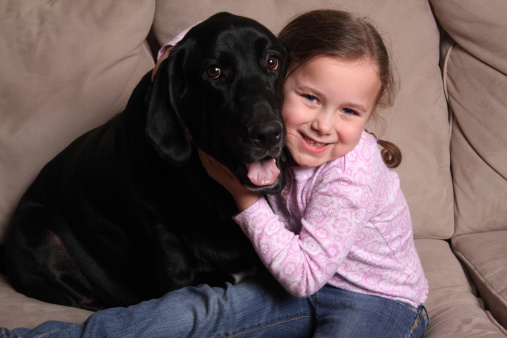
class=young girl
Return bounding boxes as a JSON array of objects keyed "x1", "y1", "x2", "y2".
[
  {"x1": 2, "y1": 9, "x2": 428, "y2": 338},
  {"x1": 199, "y1": 8, "x2": 429, "y2": 335}
]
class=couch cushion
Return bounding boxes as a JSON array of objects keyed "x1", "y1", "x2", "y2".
[
  {"x1": 152, "y1": 0, "x2": 453, "y2": 239},
  {"x1": 452, "y1": 231, "x2": 507, "y2": 329},
  {"x1": 0, "y1": 274, "x2": 92, "y2": 329},
  {"x1": 0, "y1": 0, "x2": 156, "y2": 241},
  {"x1": 431, "y1": 0, "x2": 507, "y2": 235},
  {"x1": 415, "y1": 239, "x2": 507, "y2": 337}
]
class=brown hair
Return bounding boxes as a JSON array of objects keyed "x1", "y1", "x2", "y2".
[{"x1": 278, "y1": 9, "x2": 402, "y2": 168}]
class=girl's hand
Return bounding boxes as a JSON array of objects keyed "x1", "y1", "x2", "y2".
[{"x1": 198, "y1": 149, "x2": 261, "y2": 211}]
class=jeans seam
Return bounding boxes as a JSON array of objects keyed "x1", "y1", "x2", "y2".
[
  {"x1": 407, "y1": 305, "x2": 429, "y2": 338},
  {"x1": 216, "y1": 313, "x2": 312, "y2": 338}
]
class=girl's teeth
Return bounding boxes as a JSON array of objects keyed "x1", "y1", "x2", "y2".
[{"x1": 304, "y1": 135, "x2": 326, "y2": 147}]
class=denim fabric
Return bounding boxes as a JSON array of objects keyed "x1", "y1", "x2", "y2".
[
  {"x1": 1, "y1": 272, "x2": 428, "y2": 338},
  {"x1": 313, "y1": 286, "x2": 429, "y2": 337}
]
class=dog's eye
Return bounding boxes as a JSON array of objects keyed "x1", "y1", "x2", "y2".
[
  {"x1": 266, "y1": 56, "x2": 279, "y2": 71},
  {"x1": 207, "y1": 66, "x2": 222, "y2": 79}
]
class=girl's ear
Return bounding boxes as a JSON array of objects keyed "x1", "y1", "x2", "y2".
[{"x1": 145, "y1": 48, "x2": 192, "y2": 167}]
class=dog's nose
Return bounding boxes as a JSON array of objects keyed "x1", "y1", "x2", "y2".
[{"x1": 249, "y1": 121, "x2": 283, "y2": 149}]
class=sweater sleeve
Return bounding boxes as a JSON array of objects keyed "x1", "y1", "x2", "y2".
[
  {"x1": 157, "y1": 22, "x2": 201, "y2": 61},
  {"x1": 233, "y1": 172, "x2": 374, "y2": 297}
]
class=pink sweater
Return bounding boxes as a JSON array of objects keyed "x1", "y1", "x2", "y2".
[{"x1": 234, "y1": 132, "x2": 428, "y2": 307}]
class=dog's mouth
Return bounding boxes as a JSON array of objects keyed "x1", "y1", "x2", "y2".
[{"x1": 246, "y1": 157, "x2": 280, "y2": 187}]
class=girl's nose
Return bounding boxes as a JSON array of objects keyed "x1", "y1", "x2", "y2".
[{"x1": 311, "y1": 112, "x2": 333, "y2": 135}]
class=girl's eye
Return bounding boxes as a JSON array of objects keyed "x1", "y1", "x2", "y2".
[
  {"x1": 342, "y1": 108, "x2": 358, "y2": 116},
  {"x1": 266, "y1": 56, "x2": 279, "y2": 70},
  {"x1": 207, "y1": 66, "x2": 222, "y2": 79},
  {"x1": 303, "y1": 94, "x2": 318, "y2": 103}
]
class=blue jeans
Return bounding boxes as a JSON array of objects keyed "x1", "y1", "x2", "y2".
[{"x1": 1, "y1": 272, "x2": 428, "y2": 337}]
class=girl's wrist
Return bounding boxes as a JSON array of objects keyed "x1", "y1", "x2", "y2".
[{"x1": 233, "y1": 190, "x2": 261, "y2": 211}]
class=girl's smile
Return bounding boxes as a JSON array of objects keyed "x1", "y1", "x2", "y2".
[
  {"x1": 282, "y1": 55, "x2": 381, "y2": 167},
  {"x1": 299, "y1": 132, "x2": 332, "y2": 154}
]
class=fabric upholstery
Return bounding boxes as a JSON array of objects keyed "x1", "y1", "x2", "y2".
[
  {"x1": 0, "y1": 0, "x2": 156, "y2": 241},
  {"x1": 0, "y1": 274, "x2": 92, "y2": 328},
  {"x1": 432, "y1": 0, "x2": 507, "y2": 235},
  {"x1": 416, "y1": 239, "x2": 507, "y2": 337},
  {"x1": 432, "y1": 0, "x2": 507, "y2": 330},
  {"x1": 452, "y1": 232, "x2": 507, "y2": 329}
]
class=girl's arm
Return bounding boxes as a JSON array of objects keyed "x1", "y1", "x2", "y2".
[
  {"x1": 199, "y1": 149, "x2": 373, "y2": 297},
  {"x1": 235, "y1": 177, "x2": 371, "y2": 297}
]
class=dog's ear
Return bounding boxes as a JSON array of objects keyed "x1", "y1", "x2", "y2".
[{"x1": 145, "y1": 48, "x2": 191, "y2": 167}]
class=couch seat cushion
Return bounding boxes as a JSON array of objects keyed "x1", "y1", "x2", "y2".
[
  {"x1": 452, "y1": 231, "x2": 507, "y2": 329},
  {"x1": 0, "y1": 274, "x2": 92, "y2": 329},
  {"x1": 415, "y1": 239, "x2": 506, "y2": 336}
]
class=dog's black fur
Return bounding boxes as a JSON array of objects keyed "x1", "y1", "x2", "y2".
[{"x1": 4, "y1": 13, "x2": 288, "y2": 311}]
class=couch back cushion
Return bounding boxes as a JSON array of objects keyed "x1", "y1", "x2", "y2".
[
  {"x1": 153, "y1": 0, "x2": 453, "y2": 239},
  {"x1": 0, "y1": 0, "x2": 155, "y2": 241},
  {"x1": 431, "y1": 0, "x2": 507, "y2": 235}
]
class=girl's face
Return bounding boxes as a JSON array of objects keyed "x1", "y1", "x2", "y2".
[{"x1": 282, "y1": 55, "x2": 381, "y2": 167}]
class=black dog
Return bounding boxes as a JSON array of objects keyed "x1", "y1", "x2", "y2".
[{"x1": 4, "y1": 12, "x2": 288, "y2": 311}]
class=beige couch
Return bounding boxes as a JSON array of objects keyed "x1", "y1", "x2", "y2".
[{"x1": 1, "y1": 0, "x2": 506, "y2": 336}]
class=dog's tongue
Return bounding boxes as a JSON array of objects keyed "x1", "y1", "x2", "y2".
[{"x1": 247, "y1": 159, "x2": 280, "y2": 186}]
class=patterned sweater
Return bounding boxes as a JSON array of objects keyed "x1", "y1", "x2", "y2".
[{"x1": 234, "y1": 132, "x2": 428, "y2": 307}]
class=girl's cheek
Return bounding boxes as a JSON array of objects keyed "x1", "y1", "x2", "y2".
[
  {"x1": 281, "y1": 107, "x2": 293, "y2": 125},
  {"x1": 282, "y1": 101, "x2": 303, "y2": 125}
]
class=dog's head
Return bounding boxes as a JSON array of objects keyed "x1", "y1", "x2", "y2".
[{"x1": 146, "y1": 13, "x2": 288, "y2": 194}]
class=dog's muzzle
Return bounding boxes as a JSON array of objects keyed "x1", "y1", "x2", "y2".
[{"x1": 245, "y1": 120, "x2": 284, "y2": 187}]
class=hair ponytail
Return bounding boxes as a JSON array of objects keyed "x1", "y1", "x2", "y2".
[
  {"x1": 368, "y1": 131, "x2": 402, "y2": 168},
  {"x1": 377, "y1": 139, "x2": 402, "y2": 168}
]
